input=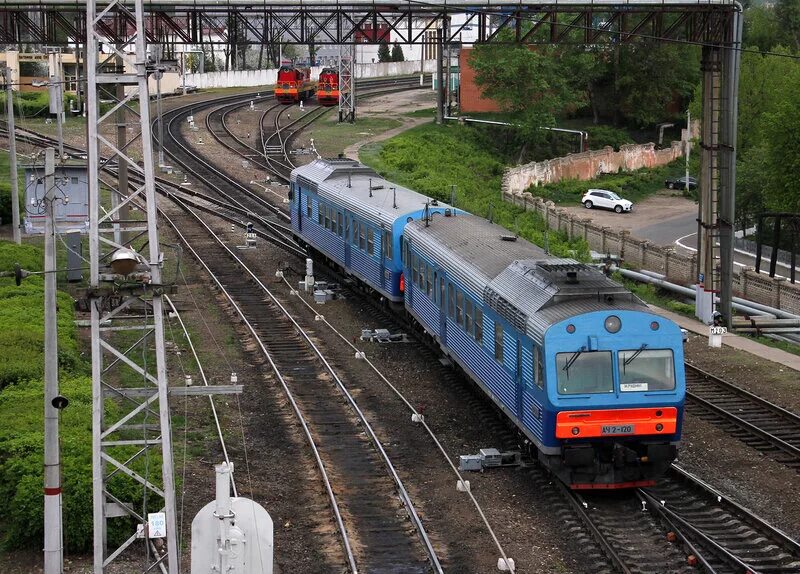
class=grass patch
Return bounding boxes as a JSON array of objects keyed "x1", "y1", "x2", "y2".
[
  {"x1": 307, "y1": 112, "x2": 403, "y2": 158},
  {"x1": 404, "y1": 107, "x2": 436, "y2": 118},
  {"x1": 359, "y1": 122, "x2": 590, "y2": 258},
  {"x1": 614, "y1": 271, "x2": 696, "y2": 319}
]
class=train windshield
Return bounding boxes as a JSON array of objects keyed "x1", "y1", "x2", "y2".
[
  {"x1": 618, "y1": 349, "x2": 675, "y2": 392},
  {"x1": 556, "y1": 351, "x2": 613, "y2": 395}
]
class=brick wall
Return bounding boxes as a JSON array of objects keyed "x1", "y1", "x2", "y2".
[
  {"x1": 458, "y1": 48, "x2": 502, "y2": 113},
  {"x1": 505, "y1": 141, "x2": 684, "y2": 194}
]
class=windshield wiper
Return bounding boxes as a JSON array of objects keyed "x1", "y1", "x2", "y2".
[
  {"x1": 623, "y1": 344, "x2": 648, "y2": 367},
  {"x1": 563, "y1": 346, "x2": 587, "y2": 373}
]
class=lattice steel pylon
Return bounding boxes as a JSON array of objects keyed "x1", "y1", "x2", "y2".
[
  {"x1": 338, "y1": 35, "x2": 356, "y2": 123},
  {"x1": 86, "y1": 1, "x2": 179, "y2": 572}
]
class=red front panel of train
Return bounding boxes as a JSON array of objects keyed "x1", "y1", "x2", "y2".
[{"x1": 555, "y1": 407, "x2": 678, "y2": 439}]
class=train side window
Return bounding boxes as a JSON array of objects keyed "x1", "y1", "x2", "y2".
[
  {"x1": 475, "y1": 307, "x2": 483, "y2": 344},
  {"x1": 331, "y1": 211, "x2": 337, "y2": 234},
  {"x1": 306, "y1": 195, "x2": 312, "y2": 218},
  {"x1": 534, "y1": 346, "x2": 543, "y2": 389},
  {"x1": 318, "y1": 203, "x2": 323, "y2": 225},
  {"x1": 412, "y1": 254, "x2": 419, "y2": 285},
  {"x1": 325, "y1": 206, "x2": 331, "y2": 230},
  {"x1": 367, "y1": 228, "x2": 374, "y2": 255},
  {"x1": 426, "y1": 267, "x2": 433, "y2": 297},
  {"x1": 385, "y1": 231, "x2": 393, "y2": 259},
  {"x1": 439, "y1": 278, "x2": 445, "y2": 309},
  {"x1": 338, "y1": 212, "x2": 343, "y2": 237},
  {"x1": 433, "y1": 272, "x2": 438, "y2": 303},
  {"x1": 456, "y1": 290, "x2": 464, "y2": 326},
  {"x1": 494, "y1": 323, "x2": 504, "y2": 364},
  {"x1": 465, "y1": 299, "x2": 473, "y2": 334},
  {"x1": 352, "y1": 220, "x2": 359, "y2": 247},
  {"x1": 359, "y1": 225, "x2": 366, "y2": 250},
  {"x1": 448, "y1": 283, "x2": 455, "y2": 319}
]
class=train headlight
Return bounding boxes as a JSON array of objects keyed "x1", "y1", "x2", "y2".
[
  {"x1": 656, "y1": 423, "x2": 663, "y2": 432},
  {"x1": 571, "y1": 427, "x2": 580, "y2": 436},
  {"x1": 604, "y1": 315, "x2": 621, "y2": 333},
  {"x1": 566, "y1": 324, "x2": 576, "y2": 334},
  {"x1": 650, "y1": 321, "x2": 660, "y2": 331}
]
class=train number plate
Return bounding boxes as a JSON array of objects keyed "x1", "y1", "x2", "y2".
[{"x1": 601, "y1": 425, "x2": 635, "y2": 435}]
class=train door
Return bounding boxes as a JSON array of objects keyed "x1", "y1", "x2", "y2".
[
  {"x1": 436, "y1": 271, "x2": 446, "y2": 341},
  {"x1": 344, "y1": 214, "x2": 352, "y2": 268},
  {"x1": 296, "y1": 186, "x2": 302, "y2": 232},
  {"x1": 515, "y1": 339, "x2": 523, "y2": 419}
]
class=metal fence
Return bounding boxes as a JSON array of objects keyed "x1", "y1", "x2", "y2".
[{"x1": 503, "y1": 189, "x2": 800, "y2": 316}]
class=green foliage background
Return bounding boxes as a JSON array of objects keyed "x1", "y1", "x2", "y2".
[{"x1": 360, "y1": 122, "x2": 591, "y2": 259}]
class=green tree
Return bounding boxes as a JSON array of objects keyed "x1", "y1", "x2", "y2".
[
  {"x1": 391, "y1": 42, "x2": 405, "y2": 62},
  {"x1": 744, "y1": 5, "x2": 781, "y2": 52},
  {"x1": 615, "y1": 42, "x2": 700, "y2": 127},
  {"x1": 377, "y1": 40, "x2": 391, "y2": 63},
  {"x1": 776, "y1": 0, "x2": 800, "y2": 51}
]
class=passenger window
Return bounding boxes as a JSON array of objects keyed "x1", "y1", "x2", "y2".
[
  {"x1": 494, "y1": 323, "x2": 504, "y2": 364},
  {"x1": 534, "y1": 346, "x2": 543, "y2": 389},
  {"x1": 456, "y1": 291, "x2": 464, "y2": 326},
  {"x1": 475, "y1": 307, "x2": 483, "y2": 344},
  {"x1": 465, "y1": 299, "x2": 473, "y2": 334},
  {"x1": 439, "y1": 278, "x2": 445, "y2": 308},
  {"x1": 352, "y1": 221, "x2": 359, "y2": 246},
  {"x1": 325, "y1": 206, "x2": 331, "y2": 230},
  {"x1": 433, "y1": 272, "x2": 438, "y2": 303},
  {"x1": 385, "y1": 231, "x2": 393, "y2": 259},
  {"x1": 448, "y1": 283, "x2": 455, "y2": 319},
  {"x1": 306, "y1": 196, "x2": 312, "y2": 217},
  {"x1": 337, "y1": 212, "x2": 343, "y2": 236},
  {"x1": 426, "y1": 268, "x2": 433, "y2": 297},
  {"x1": 318, "y1": 203, "x2": 323, "y2": 225},
  {"x1": 359, "y1": 226, "x2": 366, "y2": 250},
  {"x1": 367, "y1": 228, "x2": 374, "y2": 254},
  {"x1": 420, "y1": 261, "x2": 427, "y2": 291}
]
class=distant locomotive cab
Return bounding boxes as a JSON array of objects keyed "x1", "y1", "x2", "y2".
[
  {"x1": 275, "y1": 65, "x2": 315, "y2": 104},
  {"x1": 317, "y1": 68, "x2": 340, "y2": 106}
]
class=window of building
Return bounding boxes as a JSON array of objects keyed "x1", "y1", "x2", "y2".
[
  {"x1": 465, "y1": 299, "x2": 473, "y2": 334},
  {"x1": 475, "y1": 307, "x2": 483, "y2": 344},
  {"x1": 456, "y1": 291, "x2": 464, "y2": 326},
  {"x1": 494, "y1": 322, "x2": 504, "y2": 364},
  {"x1": 367, "y1": 228, "x2": 374, "y2": 255}
]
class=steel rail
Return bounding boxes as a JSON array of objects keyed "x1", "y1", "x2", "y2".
[
  {"x1": 159, "y1": 199, "x2": 359, "y2": 572},
  {"x1": 685, "y1": 363, "x2": 800, "y2": 468},
  {"x1": 162, "y1": 196, "x2": 442, "y2": 573}
]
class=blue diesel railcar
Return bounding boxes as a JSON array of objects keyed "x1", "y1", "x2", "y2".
[
  {"x1": 291, "y1": 159, "x2": 685, "y2": 489},
  {"x1": 290, "y1": 158, "x2": 456, "y2": 302},
  {"x1": 403, "y1": 215, "x2": 685, "y2": 488}
]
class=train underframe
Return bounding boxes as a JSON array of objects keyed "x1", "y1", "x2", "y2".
[{"x1": 542, "y1": 440, "x2": 677, "y2": 489}]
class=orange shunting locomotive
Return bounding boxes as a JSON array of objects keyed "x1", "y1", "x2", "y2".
[
  {"x1": 275, "y1": 65, "x2": 315, "y2": 104},
  {"x1": 316, "y1": 67, "x2": 340, "y2": 106}
]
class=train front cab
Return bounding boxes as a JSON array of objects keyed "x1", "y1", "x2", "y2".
[{"x1": 540, "y1": 310, "x2": 685, "y2": 489}]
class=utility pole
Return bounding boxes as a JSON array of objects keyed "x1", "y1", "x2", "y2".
[
  {"x1": 435, "y1": 24, "x2": 445, "y2": 125},
  {"x1": 49, "y1": 75, "x2": 65, "y2": 161},
  {"x1": 43, "y1": 147, "x2": 64, "y2": 574},
  {"x1": 685, "y1": 109, "x2": 691, "y2": 194},
  {"x1": 4, "y1": 66, "x2": 21, "y2": 244}
]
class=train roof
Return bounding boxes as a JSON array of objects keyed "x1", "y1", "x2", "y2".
[
  {"x1": 292, "y1": 158, "x2": 453, "y2": 227},
  {"x1": 405, "y1": 214, "x2": 646, "y2": 342}
]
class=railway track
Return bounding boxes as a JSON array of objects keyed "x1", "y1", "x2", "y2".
[
  {"x1": 161, "y1": 197, "x2": 442, "y2": 573},
  {"x1": 564, "y1": 465, "x2": 800, "y2": 574},
  {"x1": 685, "y1": 363, "x2": 800, "y2": 471}
]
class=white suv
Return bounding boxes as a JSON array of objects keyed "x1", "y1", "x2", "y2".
[{"x1": 581, "y1": 189, "x2": 633, "y2": 213}]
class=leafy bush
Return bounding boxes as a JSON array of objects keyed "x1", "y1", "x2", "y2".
[
  {"x1": 529, "y1": 159, "x2": 682, "y2": 205},
  {"x1": 0, "y1": 376, "x2": 158, "y2": 552},
  {"x1": 0, "y1": 91, "x2": 77, "y2": 119},
  {"x1": 0, "y1": 242, "x2": 83, "y2": 388},
  {"x1": 585, "y1": 125, "x2": 635, "y2": 150},
  {"x1": 360, "y1": 123, "x2": 590, "y2": 259}
]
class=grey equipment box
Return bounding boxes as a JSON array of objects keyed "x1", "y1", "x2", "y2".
[
  {"x1": 459, "y1": 455, "x2": 482, "y2": 472},
  {"x1": 480, "y1": 448, "x2": 502, "y2": 468}
]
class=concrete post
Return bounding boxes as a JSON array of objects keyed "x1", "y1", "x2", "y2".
[
  {"x1": 773, "y1": 277, "x2": 785, "y2": 309},
  {"x1": 4, "y1": 66, "x2": 21, "y2": 243},
  {"x1": 43, "y1": 147, "x2": 63, "y2": 574}
]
